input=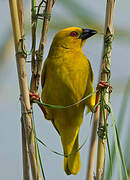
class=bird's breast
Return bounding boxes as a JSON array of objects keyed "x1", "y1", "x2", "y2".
[{"x1": 42, "y1": 54, "x2": 89, "y2": 106}]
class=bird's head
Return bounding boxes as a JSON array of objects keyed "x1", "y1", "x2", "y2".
[{"x1": 50, "y1": 27, "x2": 97, "y2": 52}]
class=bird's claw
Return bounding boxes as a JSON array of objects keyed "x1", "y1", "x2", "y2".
[
  {"x1": 94, "y1": 80, "x2": 112, "y2": 113},
  {"x1": 29, "y1": 92, "x2": 47, "y2": 118},
  {"x1": 29, "y1": 92, "x2": 40, "y2": 102},
  {"x1": 96, "y1": 80, "x2": 112, "y2": 93}
]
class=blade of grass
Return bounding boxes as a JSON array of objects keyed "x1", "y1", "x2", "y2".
[
  {"x1": 115, "y1": 126, "x2": 129, "y2": 180},
  {"x1": 106, "y1": 78, "x2": 130, "y2": 180},
  {"x1": 32, "y1": 107, "x2": 46, "y2": 180},
  {"x1": 102, "y1": 97, "x2": 113, "y2": 176},
  {"x1": 110, "y1": 97, "x2": 129, "y2": 180},
  {"x1": 110, "y1": 105, "x2": 122, "y2": 180}
]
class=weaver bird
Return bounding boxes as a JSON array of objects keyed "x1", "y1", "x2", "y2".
[{"x1": 40, "y1": 27, "x2": 96, "y2": 175}]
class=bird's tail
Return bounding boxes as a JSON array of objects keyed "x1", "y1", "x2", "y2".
[{"x1": 63, "y1": 133, "x2": 81, "y2": 175}]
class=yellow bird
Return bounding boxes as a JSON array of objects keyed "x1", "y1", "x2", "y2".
[{"x1": 41, "y1": 27, "x2": 96, "y2": 175}]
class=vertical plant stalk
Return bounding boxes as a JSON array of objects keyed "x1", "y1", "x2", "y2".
[
  {"x1": 31, "y1": 0, "x2": 37, "y2": 92},
  {"x1": 87, "y1": 0, "x2": 115, "y2": 178},
  {"x1": 17, "y1": 1, "x2": 30, "y2": 179},
  {"x1": 9, "y1": 0, "x2": 42, "y2": 179},
  {"x1": 30, "y1": 0, "x2": 42, "y2": 177},
  {"x1": 21, "y1": 119, "x2": 30, "y2": 180},
  {"x1": 30, "y1": 0, "x2": 56, "y2": 175},
  {"x1": 96, "y1": 0, "x2": 115, "y2": 180},
  {"x1": 30, "y1": 1, "x2": 56, "y2": 174},
  {"x1": 30, "y1": 0, "x2": 56, "y2": 178},
  {"x1": 87, "y1": 108, "x2": 99, "y2": 180},
  {"x1": 30, "y1": 0, "x2": 56, "y2": 93}
]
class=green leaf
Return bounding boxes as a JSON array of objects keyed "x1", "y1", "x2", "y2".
[
  {"x1": 115, "y1": 126, "x2": 129, "y2": 180},
  {"x1": 106, "y1": 78, "x2": 130, "y2": 180},
  {"x1": 110, "y1": 105, "x2": 123, "y2": 180}
]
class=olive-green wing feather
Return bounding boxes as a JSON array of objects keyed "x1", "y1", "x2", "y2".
[
  {"x1": 41, "y1": 60, "x2": 48, "y2": 89},
  {"x1": 85, "y1": 60, "x2": 95, "y2": 112}
]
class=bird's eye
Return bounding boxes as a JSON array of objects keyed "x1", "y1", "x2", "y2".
[{"x1": 70, "y1": 31, "x2": 78, "y2": 37}]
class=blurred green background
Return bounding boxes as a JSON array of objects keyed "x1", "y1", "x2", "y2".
[{"x1": 0, "y1": 0, "x2": 130, "y2": 179}]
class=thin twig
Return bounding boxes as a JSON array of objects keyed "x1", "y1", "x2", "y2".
[
  {"x1": 30, "y1": 1, "x2": 42, "y2": 176},
  {"x1": 37, "y1": 0, "x2": 54, "y2": 75},
  {"x1": 96, "y1": 0, "x2": 115, "y2": 180},
  {"x1": 30, "y1": 0, "x2": 56, "y2": 177},
  {"x1": 30, "y1": 0, "x2": 55, "y2": 93},
  {"x1": 17, "y1": 0, "x2": 30, "y2": 179},
  {"x1": 31, "y1": 0, "x2": 37, "y2": 92}
]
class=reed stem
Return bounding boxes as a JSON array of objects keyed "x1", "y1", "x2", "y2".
[
  {"x1": 96, "y1": 0, "x2": 115, "y2": 179},
  {"x1": 17, "y1": 1, "x2": 30, "y2": 179},
  {"x1": 9, "y1": 0, "x2": 42, "y2": 179}
]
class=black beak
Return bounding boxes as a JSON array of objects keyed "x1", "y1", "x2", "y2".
[{"x1": 79, "y1": 28, "x2": 97, "y2": 40}]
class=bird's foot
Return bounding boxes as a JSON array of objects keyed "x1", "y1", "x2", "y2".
[
  {"x1": 96, "y1": 80, "x2": 112, "y2": 95},
  {"x1": 97, "y1": 80, "x2": 112, "y2": 93},
  {"x1": 29, "y1": 92, "x2": 40, "y2": 102},
  {"x1": 94, "y1": 80, "x2": 112, "y2": 112},
  {"x1": 29, "y1": 92, "x2": 47, "y2": 118},
  {"x1": 96, "y1": 80, "x2": 112, "y2": 93}
]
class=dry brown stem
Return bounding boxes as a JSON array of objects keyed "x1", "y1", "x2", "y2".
[
  {"x1": 21, "y1": 117, "x2": 30, "y2": 180},
  {"x1": 87, "y1": 109, "x2": 99, "y2": 180},
  {"x1": 17, "y1": 1, "x2": 30, "y2": 179},
  {"x1": 9, "y1": 0, "x2": 42, "y2": 179},
  {"x1": 30, "y1": 0, "x2": 56, "y2": 93},
  {"x1": 86, "y1": 1, "x2": 115, "y2": 180},
  {"x1": 96, "y1": 0, "x2": 115, "y2": 180}
]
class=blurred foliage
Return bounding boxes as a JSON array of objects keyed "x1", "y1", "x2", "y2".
[{"x1": 0, "y1": 0, "x2": 130, "y2": 65}]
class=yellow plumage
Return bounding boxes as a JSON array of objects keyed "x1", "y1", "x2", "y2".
[{"x1": 41, "y1": 27, "x2": 96, "y2": 175}]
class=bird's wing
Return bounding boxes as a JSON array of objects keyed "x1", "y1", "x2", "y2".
[
  {"x1": 88, "y1": 60, "x2": 94, "y2": 83},
  {"x1": 41, "y1": 60, "x2": 48, "y2": 89},
  {"x1": 85, "y1": 60, "x2": 95, "y2": 112}
]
